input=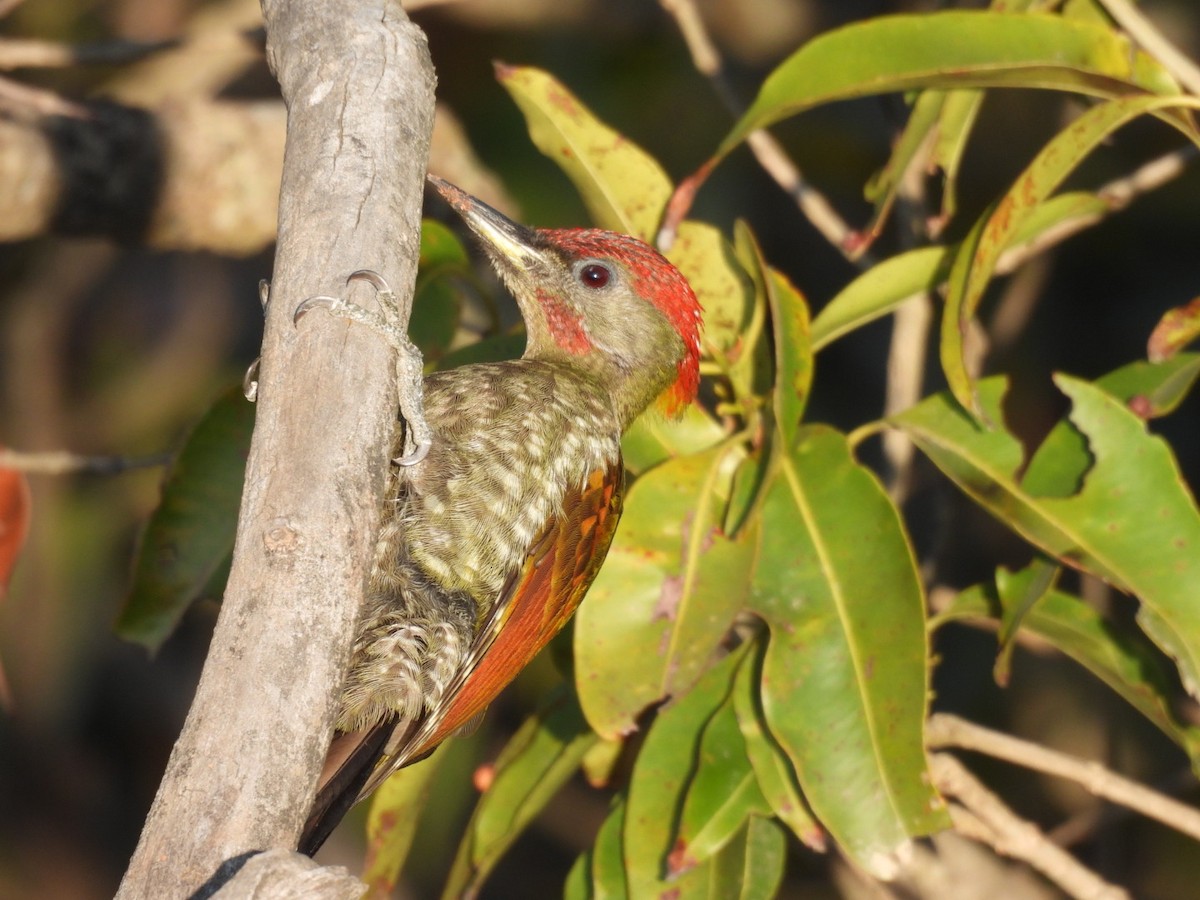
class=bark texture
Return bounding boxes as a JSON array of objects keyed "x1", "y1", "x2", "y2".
[{"x1": 115, "y1": 1, "x2": 434, "y2": 896}]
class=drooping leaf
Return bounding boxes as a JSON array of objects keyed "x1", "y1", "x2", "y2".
[
  {"x1": 810, "y1": 191, "x2": 1109, "y2": 352},
  {"x1": 934, "y1": 566, "x2": 1200, "y2": 767},
  {"x1": 1148, "y1": 298, "x2": 1200, "y2": 363},
  {"x1": 714, "y1": 12, "x2": 1182, "y2": 162},
  {"x1": 749, "y1": 426, "x2": 945, "y2": 876},
  {"x1": 623, "y1": 650, "x2": 744, "y2": 897},
  {"x1": 895, "y1": 375, "x2": 1200, "y2": 699},
  {"x1": 670, "y1": 678, "x2": 770, "y2": 877},
  {"x1": 708, "y1": 816, "x2": 789, "y2": 900},
  {"x1": 576, "y1": 443, "x2": 753, "y2": 739},
  {"x1": 117, "y1": 384, "x2": 254, "y2": 650},
  {"x1": 621, "y1": 404, "x2": 726, "y2": 476},
  {"x1": 941, "y1": 95, "x2": 1200, "y2": 414},
  {"x1": 732, "y1": 642, "x2": 824, "y2": 850},
  {"x1": 443, "y1": 687, "x2": 598, "y2": 899},
  {"x1": 362, "y1": 753, "x2": 444, "y2": 896},
  {"x1": 497, "y1": 64, "x2": 752, "y2": 355}
]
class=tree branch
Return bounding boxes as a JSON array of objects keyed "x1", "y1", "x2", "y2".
[{"x1": 114, "y1": 0, "x2": 435, "y2": 896}]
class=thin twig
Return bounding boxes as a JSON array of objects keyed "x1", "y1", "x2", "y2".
[
  {"x1": 0, "y1": 36, "x2": 178, "y2": 70},
  {"x1": 0, "y1": 448, "x2": 170, "y2": 475},
  {"x1": 658, "y1": 0, "x2": 868, "y2": 264},
  {"x1": 931, "y1": 753, "x2": 1132, "y2": 900},
  {"x1": 1098, "y1": 0, "x2": 1200, "y2": 97},
  {"x1": 997, "y1": 146, "x2": 1198, "y2": 276},
  {"x1": 929, "y1": 713, "x2": 1200, "y2": 843},
  {"x1": 0, "y1": 74, "x2": 87, "y2": 119}
]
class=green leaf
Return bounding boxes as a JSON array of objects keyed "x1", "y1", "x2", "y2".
[
  {"x1": 409, "y1": 220, "x2": 470, "y2": 363},
  {"x1": 576, "y1": 444, "x2": 753, "y2": 739},
  {"x1": 1021, "y1": 355, "x2": 1200, "y2": 499},
  {"x1": 443, "y1": 687, "x2": 597, "y2": 898},
  {"x1": 934, "y1": 569, "x2": 1200, "y2": 766},
  {"x1": 117, "y1": 384, "x2": 253, "y2": 650},
  {"x1": 623, "y1": 651, "x2": 744, "y2": 896},
  {"x1": 670, "y1": 682, "x2": 770, "y2": 877},
  {"x1": 734, "y1": 224, "x2": 814, "y2": 452},
  {"x1": 749, "y1": 426, "x2": 945, "y2": 876},
  {"x1": 715, "y1": 12, "x2": 1182, "y2": 162},
  {"x1": 812, "y1": 246, "x2": 952, "y2": 352},
  {"x1": 733, "y1": 643, "x2": 823, "y2": 849},
  {"x1": 811, "y1": 191, "x2": 1109, "y2": 352},
  {"x1": 497, "y1": 64, "x2": 751, "y2": 355},
  {"x1": 362, "y1": 753, "x2": 444, "y2": 896},
  {"x1": 565, "y1": 847, "x2": 593, "y2": 900},
  {"x1": 992, "y1": 557, "x2": 1059, "y2": 686},
  {"x1": 1096, "y1": 354, "x2": 1200, "y2": 418},
  {"x1": 496, "y1": 64, "x2": 671, "y2": 239},
  {"x1": 941, "y1": 94, "x2": 1200, "y2": 414},
  {"x1": 592, "y1": 798, "x2": 629, "y2": 900},
  {"x1": 621, "y1": 404, "x2": 726, "y2": 476},
  {"x1": 1149, "y1": 299, "x2": 1200, "y2": 363},
  {"x1": 708, "y1": 816, "x2": 788, "y2": 900},
  {"x1": 895, "y1": 375, "x2": 1200, "y2": 699}
]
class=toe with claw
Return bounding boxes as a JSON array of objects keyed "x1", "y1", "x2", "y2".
[{"x1": 293, "y1": 270, "x2": 432, "y2": 467}]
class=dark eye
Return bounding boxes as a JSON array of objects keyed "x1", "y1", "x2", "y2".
[{"x1": 579, "y1": 263, "x2": 611, "y2": 289}]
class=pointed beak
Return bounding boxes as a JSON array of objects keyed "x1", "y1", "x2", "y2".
[{"x1": 427, "y1": 175, "x2": 544, "y2": 272}]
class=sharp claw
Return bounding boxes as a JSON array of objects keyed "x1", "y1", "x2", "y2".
[
  {"x1": 394, "y1": 439, "x2": 432, "y2": 467},
  {"x1": 347, "y1": 269, "x2": 391, "y2": 293},
  {"x1": 293, "y1": 295, "x2": 342, "y2": 325},
  {"x1": 243, "y1": 358, "x2": 261, "y2": 402},
  {"x1": 258, "y1": 279, "x2": 270, "y2": 312}
]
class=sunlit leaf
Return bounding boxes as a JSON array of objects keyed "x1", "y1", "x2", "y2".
[
  {"x1": 621, "y1": 404, "x2": 726, "y2": 476},
  {"x1": 670, "y1": 683, "x2": 769, "y2": 876},
  {"x1": 941, "y1": 95, "x2": 1200, "y2": 414},
  {"x1": 715, "y1": 12, "x2": 1182, "y2": 162},
  {"x1": 810, "y1": 190, "x2": 1108, "y2": 352},
  {"x1": 362, "y1": 753, "x2": 444, "y2": 896},
  {"x1": 624, "y1": 650, "x2": 744, "y2": 896},
  {"x1": 443, "y1": 687, "x2": 597, "y2": 898},
  {"x1": 895, "y1": 375, "x2": 1200, "y2": 699},
  {"x1": 117, "y1": 385, "x2": 253, "y2": 651},
  {"x1": 576, "y1": 443, "x2": 752, "y2": 739},
  {"x1": 934, "y1": 567, "x2": 1200, "y2": 767},
  {"x1": 749, "y1": 426, "x2": 944, "y2": 876},
  {"x1": 709, "y1": 816, "x2": 788, "y2": 900},
  {"x1": 497, "y1": 64, "x2": 751, "y2": 354},
  {"x1": 1148, "y1": 298, "x2": 1200, "y2": 363},
  {"x1": 733, "y1": 642, "x2": 823, "y2": 849}
]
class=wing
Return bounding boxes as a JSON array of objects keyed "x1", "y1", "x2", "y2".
[{"x1": 300, "y1": 458, "x2": 623, "y2": 854}]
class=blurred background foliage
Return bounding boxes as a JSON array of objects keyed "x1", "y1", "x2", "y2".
[{"x1": 1, "y1": 0, "x2": 1200, "y2": 897}]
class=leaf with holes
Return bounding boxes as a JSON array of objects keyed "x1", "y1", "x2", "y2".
[{"x1": 895, "y1": 375, "x2": 1200, "y2": 699}]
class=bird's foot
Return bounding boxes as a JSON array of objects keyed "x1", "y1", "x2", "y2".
[
  {"x1": 294, "y1": 270, "x2": 432, "y2": 466},
  {"x1": 242, "y1": 280, "x2": 272, "y2": 402}
]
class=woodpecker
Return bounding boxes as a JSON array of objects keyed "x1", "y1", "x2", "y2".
[{"x1": 299, "y1": 177, "x2": 703, "y2": 853}]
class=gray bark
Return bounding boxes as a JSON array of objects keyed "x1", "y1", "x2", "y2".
[{"x1": 115, "y1": 1, "x2": 435, "y2": 896}]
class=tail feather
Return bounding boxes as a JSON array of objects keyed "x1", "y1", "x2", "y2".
[{"x1": 299, "y1": 723, "x2": 394, "y2": 856}]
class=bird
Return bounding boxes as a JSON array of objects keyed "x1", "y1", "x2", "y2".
[{"x1": 298, "y1": 176, "x2": 703, "y2": 854}]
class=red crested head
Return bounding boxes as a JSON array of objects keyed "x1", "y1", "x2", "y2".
[
  {"x1": 429, "y1": 176, "x2": 703, "y2": 422},
  {"x1": 539, "y1": 228, "x2": 703, "y2": 417}
]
